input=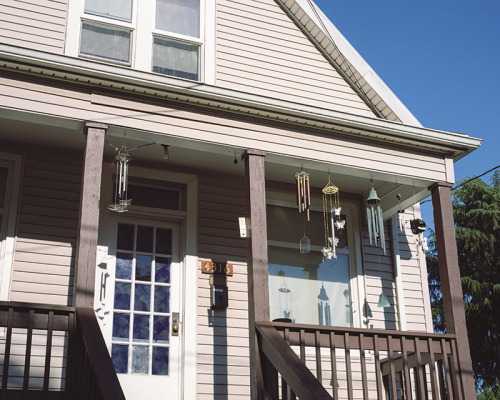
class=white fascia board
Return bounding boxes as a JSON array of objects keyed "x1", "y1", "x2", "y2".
[
  {"x1": 0, "y1": 44, "x2": 482, "y2": 158},
  {"x1": 288, "y1": 0, "x2": 422, "y2": 127}
]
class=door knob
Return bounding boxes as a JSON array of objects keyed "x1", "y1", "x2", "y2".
[
  {"x1": 172, "y1": 312, "x2": 179, "y2": 336},
  {"x1": 173, "y1": 324, "x2": 179, "y2": 333}
]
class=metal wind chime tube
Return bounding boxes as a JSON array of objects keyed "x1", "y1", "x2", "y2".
[
  {"x1": 109, "y1": 147, "x2": 132, "y2": 213},
  {"x1": 295, "y1": 170, "x2": 311, "y2": 221},
  {"x1": 366, "y1": 179, "x2": 386, "y2": 255}
]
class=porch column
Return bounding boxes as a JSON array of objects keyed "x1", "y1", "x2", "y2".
[
  {"x1": 74, "y1": 122, "x2": 107, "y2": 308},
  {"x1": 243, "y1": 149, "x2": 270, "y2": 400},
  {"x1": 430, "y1": 182, "x2": 476, "y2": 397}
]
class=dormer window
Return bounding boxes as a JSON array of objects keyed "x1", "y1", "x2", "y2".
[{"x1": 66, "y1": 0, "x2": 209, "y2": 82}]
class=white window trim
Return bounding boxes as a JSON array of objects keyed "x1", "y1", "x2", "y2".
[
  {"x1": 266, "y1": 192, "x2": 365, "y2": 328},
  {"x1": 0, "y1": 153, "x2": 22, "y2": 303},
  {"x1": 65, "y1": 0, "x2": 215, "y2": 84}
]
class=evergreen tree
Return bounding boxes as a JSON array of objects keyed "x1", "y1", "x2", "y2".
[{"x1": 427, "y1": 170, "x2": 500, "y2": 393}]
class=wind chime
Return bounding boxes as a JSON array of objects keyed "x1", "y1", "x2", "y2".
[
  {"x1": 396, "y1": 193, "x2": 405, "y2": 232},
  {"x1": 366, "y1": 179, "x2": 386, "y2": 255},
  {"x1": 295, "y1": 170, "x2": 311, "y2": 221},
  {"x1": 109, "y1": 146, "x2": 132, "y2": 213},
  {"x1": 321, "y1": 175, "x2": 345, "y2": 261}
]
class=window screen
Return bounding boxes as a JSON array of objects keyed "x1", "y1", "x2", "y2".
[
  {"x1": 152, "y1": 37, "x2": 199, "y2": 80},
  {"x1": 80, "y1": 22, "x2": 132, "y2": 64},
  {"x1": 85, "y1": 0, "x2": 133, "y2": 22}
]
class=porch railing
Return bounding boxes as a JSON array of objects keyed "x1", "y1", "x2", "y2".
[
  {"x1": 0, "y1": 301, "x2": 125, "y2": 400},
  {"x1": 256, "y1": 321, "x2": 465, "y2": 400}
]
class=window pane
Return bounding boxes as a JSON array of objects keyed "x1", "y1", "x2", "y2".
[
  {"x1": 156, "y1": 0, "x2": 200, "y2": 38},
  {"x1": 156, "y1": 229, "x2": 172, "y2": 254},
  {"x1": 154, "y1": 286, "x2": 170, "y2": 313},
  {"x1": 153, "y1": 316, "x2": 170, "y2": 344},
  {"x1": 137, "y1": 226, "x2": 153, "y2": 253},
  {"x1": 136, "y1": 255, "x2": 152, "y2": 281},
  {"x1": 134, "y1": 284, "x2": 151, "y2": 312},
  {"x1": 155, "y1": 257, "x2": 171, "y2": 283},
  {"x1": 152, "y1": 347, "x2": 169, "y2": 375},
  {"x1": 153, "y1": 37, "x2": 199, "y2": 81},
  {"x1": 85, "y1": 0, "x2": 133, "y2": 22},
  {"x1": 116, "y1": 252, "x2": 133, "y2": 279},
  {"x1": 132, "y1": 345, "x2": 149, "y2": 374},
  {"x1": 114, "y1": 282, "x2": 131, "y2": 310},
  {"x1": 80, "y1": 22, "x2": 131, "y2": 64},
  {"x1": 133, "y1": 314, "x2": 150, "y2": 342},
  {"x1": 112, "y1": 344, "x2": 129, "y2": 373},
  {"x1": 117, "y1": 224, "x2": 134, "y2": 251},
  {"x1": 112, "y1": 313, "x2": 130, "y2": 341}
]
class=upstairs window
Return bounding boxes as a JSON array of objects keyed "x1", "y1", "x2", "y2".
[{"x1": 68, "y1": 0, "x2": 207, "y2": 82}]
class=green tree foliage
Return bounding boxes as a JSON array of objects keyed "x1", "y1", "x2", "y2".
[{"x1": 427, "y1": 170, "x2": 500, "y2": 393}]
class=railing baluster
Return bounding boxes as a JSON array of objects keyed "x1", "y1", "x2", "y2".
[
  {"x1": 373, "y1": 334, "x2": 384, "y2": 399},
  {"x1": 440, "y1": 338, "x2": 452, "y2": 400},
  {"x1": 414, "y1": 337, "x2": 426, "y2": 399},
  {"x1": 23, "y1": 308, "x2": 35, "y2": 391},
  {"x1": 299, "y1": 329, "x2": 306, "y2": 362},
  {"x1": 43, "y1": 310, "x2": 55, "y2": 393},
  {"x1": 400, "y1": 336, "x2": 413, "y2": 400},
  {"x1": 344, "y1": 332, "x2": 353, "y2": 400},
  {"x1": 2, "y1": 307, "x2": 14, "y2": 393},
  {"x1": 315, "y1": 330, "x2": 323, "y2": 384},
  {"x1": 449, "y1": 338, "x2": 463, "y2": 400},
  {"x1": 387, "y1": 335, "x2": 398, "y2": 400},
  {"x1": 330, "y1": 332, "x2": 338, "y2": 399},
  {"x1": 427, "y1": 337, "x2": 439, "y2": 398},
  {"x1": 359, "y1": 333, "x2": 369, "y2": 400}
]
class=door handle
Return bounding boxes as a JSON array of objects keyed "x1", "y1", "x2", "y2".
[{"x1": 172, "y1": 312, "x2": 180, "y2": 336}]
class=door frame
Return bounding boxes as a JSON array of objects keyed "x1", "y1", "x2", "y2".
[{"x1": 96, "y1": 163, "x2": 198, "y2": 399}]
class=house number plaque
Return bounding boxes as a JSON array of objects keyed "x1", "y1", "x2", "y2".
[{"x1": 201, "y1": 261, "x2": 233, "y2": 277}]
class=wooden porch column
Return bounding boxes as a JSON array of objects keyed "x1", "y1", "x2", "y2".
[
  {"x1": 243, "y1": 149, "x2": 270, "y2": 400},
  {"x1": 74, "y1": 122, "x2": 107, "y2": 308},
  {"x1": 430, "y1": 182, "x2": 476, "y2": 397}
]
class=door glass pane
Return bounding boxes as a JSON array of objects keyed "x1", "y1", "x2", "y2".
[
  {"x1": 117, "y1": 224, "x2": 134, "y2": 250},
  {"x1": 155, "y1": 257, "x2": 171, "y2": 283},
  {"x1": 132, "y1": 346, "x2": 149, "y2": 374},
  {"x1": 156, "y1": 0, "x2": 200, "y2": 37},
  {"x1": 152, "y1": 347, "x2": 169, "y2": 375},
  {"x1": 134, "y1": 284, "x2": 151, "y2": 311},
  {"x1": 154, "y1": 286, "x2": 170, "y2": 313},
  {"x1": 80, "y1": 22, "x2": 131, "y2": 64},
  {"x1": 133, "y1": 314, "x2": 150, "y2": 342},
  {"x1": 153, "y1": 37, "x2": 199, "y2": 81},
  {"x1": 85, "y1": 0, "x2": 133, "y2": 22},
  {"x1": 113, "y1": 313, "x2": 130, "y2": 341},
  {"x1": 156, "y1": 229, "x2": 172, "y2": 254},
  {"x1": 136, "y1": 255, "x2": 152, "y2": 281},
  {"x1": 112, "y1": 344, "x2": 129, "y2": 373},
  {"x1": 137, "y1": 226, "x2": 153, "y2": 252},
  {"x1": 0, "y1": 167, "x2": 7, "y2": 208},
  {"x1": 114, "y1": 282, "x2": 131, "y2": 310},
  {"x1": 116, "y1": 252, "x2": 133, "y2": 279},
  {"x1": 153, "y1": 316, "x2": 170, "y2": 344}
]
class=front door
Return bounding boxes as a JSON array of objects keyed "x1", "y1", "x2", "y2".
[{"x1": 102, "y1": 218, "x2": 182, "y2": 399}]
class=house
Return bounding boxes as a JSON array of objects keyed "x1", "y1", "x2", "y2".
[{"x1": 0, "y1": 0, "x2": 481, "y2": 399}]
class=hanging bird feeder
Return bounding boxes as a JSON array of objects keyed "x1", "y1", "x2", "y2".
[{"x1": 366, "y1": 179, "x2": 386, "y2": 255}]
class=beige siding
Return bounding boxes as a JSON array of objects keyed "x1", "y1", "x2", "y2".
[
  {"x1": 197, "y1": 173, "x2": 250, "y2": 399},
  {"x1": 216, "y1": 0, "x2": 376, "y2": 117},
  {"x1": 10, "y1": 150, "x2": 81, "y2": 306},
  {"x1": 0, "y1": 0, "x2": 68, "y2": 54}
]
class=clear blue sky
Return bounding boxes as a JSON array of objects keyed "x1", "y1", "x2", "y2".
[{"x1": 313, "y1": 0, "x2": 500, "y2": 227}]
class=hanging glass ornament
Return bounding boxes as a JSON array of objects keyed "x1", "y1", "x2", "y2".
[
  {"x1": 109, "y1": 146, "x2": 132, "y2": 212},
  {"x1": 321, "y1": 174, "x2": 345, "y2": 261},
  {"x1": 299, "y1": 218, "x2": 311, "y2": 254},
  {"x1": 366, "y1": 179, "x2": 386, "y2": 255},
  {"x1": 295, "y1": 170, "x2": 311, "y2": 221}
]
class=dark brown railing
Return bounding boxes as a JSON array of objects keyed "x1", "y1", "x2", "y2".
[
  {"x1": 256, "y1": 321, "x2": 465, "y2": 400},
  {"x1": 0, "y1": 301, "x2": 125, "y2": 400}
]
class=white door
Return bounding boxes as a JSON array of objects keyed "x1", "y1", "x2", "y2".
[{"x1": 103, "y1": 218, "x2": 182, "y2": 400}]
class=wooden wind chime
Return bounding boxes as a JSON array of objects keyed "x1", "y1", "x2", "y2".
[{"x1": 321, "y1": 175, "x2": 344, "y2": 261}]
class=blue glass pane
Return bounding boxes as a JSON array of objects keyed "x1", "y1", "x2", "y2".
[
  {"x1": 152, "y1": 347, "x2": 169, "y2": 376},
  {"x1": 116, "y1": 252, "x2": 133, "y2": 279},
  {"x1": 133, "y1": 314, "x2": 150, "y2": 342},
  {"x1": 153, "y1": 316, "x2": 170, "y2": 344},
  {"x1": 136, "y1": 255, "x2": 152, "y2": 281},
  {"x1": 114, "y1": 282, "x2": 131, "y2": 310},
  {"x1": 134, "y1": 284, "x2": 151, "y2": 312},
  {"x1": 112, "y1": 344, "x2": 129, "y2": 374},
  {"x1": 112, "y1": 313, "x2": 130, "y2": 341},
  {"x1": 154, "y1": 286, "x2": 170, "y2": 313},
  {"x1": 155, "y1": 257, "x2": 171, "y2": 283},
  {"x1": 155, "y1": 229, "x2": 172, "y2": 254},
  {"x1": 117, "y1": 224, "x2": 134, "y2": 250},
  {"x1": 137, "y1": 226, "x2": 153, "y2": 252},
  {"x1": 132, "y1": 345, "x2": 149, "y2": 374}
]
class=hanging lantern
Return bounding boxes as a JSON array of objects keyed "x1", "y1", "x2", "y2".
[
  {"x1": 109, "y1": 147, "x2": 132, "y2": 213},
  {"x1": 295, "y1": 170, "x2": 311, "y2": 221},
  {"x1": 321, "y1": 175, "x2": 345, "y2": 261},
  {"x1": 299, "y1": 234, "x2": 311, "y2": 254},
  {"x1": 366, "y1": 179, "x2": 386, "y2": 255}
]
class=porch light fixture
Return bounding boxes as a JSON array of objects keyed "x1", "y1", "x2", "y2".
[
  {"x1": 366, "y1": 179, "x2": 386, "y2": 255},
  {"x1": 109, "y1": 146, "x2": 132, "y2": 213},
  {"x1": 162, "y1": 144, "x2": 170, "y2": 160}
]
